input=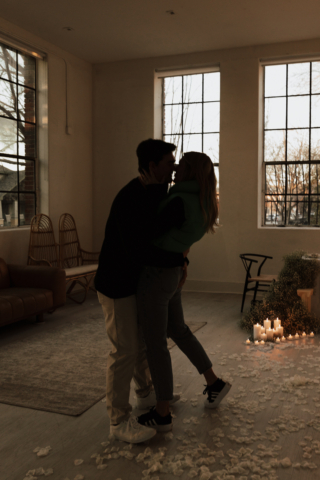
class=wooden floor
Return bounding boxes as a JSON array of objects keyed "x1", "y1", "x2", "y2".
[{"x1": 1, "y1": 291, "x2": 320, "y2": 480}]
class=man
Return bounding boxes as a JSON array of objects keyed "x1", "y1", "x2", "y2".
[{"x1": 95, "y1": 139, "x2": 187, "y2": 443}]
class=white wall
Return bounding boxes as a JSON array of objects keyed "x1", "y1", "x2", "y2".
[
  {"x1": 93, "y1": 38, "x2": 320, "y2": 293},
  {"x1": 0, "y1": 16, "x2": 93, "y2": 265}
]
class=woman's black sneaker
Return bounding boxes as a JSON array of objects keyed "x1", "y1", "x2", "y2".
[
  {"x1": 203, "y1": 378, "x2": 231, "y2": 409},
  {"x1": 137, "y1": 406, "x2": 173, "y2": 432}
]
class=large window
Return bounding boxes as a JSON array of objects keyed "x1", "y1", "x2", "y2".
[
  {"x1": 0, "y1": 42, "x2": 37, "y2": 228},
  {"x1": 263, "y1": 61, "x2": 320, "y2": 226},
  {"x1": 161, "y1": 70, "x2": 220, "y2": 195}
]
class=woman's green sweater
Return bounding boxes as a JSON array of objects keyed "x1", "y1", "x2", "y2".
[{"x1": 153, "y1": 180, "x2": 207, "y2": 253}]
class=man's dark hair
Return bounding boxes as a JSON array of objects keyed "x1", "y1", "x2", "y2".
[{"x1": 136, "y1": 139, "x2": 176, "y2": 173}]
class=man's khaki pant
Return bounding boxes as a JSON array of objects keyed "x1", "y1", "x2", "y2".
[{"x1": 97, "y1": 292, "x2": 152, "y2": 424}]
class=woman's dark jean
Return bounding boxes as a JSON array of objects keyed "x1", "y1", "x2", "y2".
[{"x1": 137, "y1": 266, "x2": 212, "y2": 401}]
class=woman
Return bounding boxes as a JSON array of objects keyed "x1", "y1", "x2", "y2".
[{"x1": 136, "y1": 152, "x2": 231, "y2": 432}]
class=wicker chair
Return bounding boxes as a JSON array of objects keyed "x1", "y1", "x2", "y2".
[
  {"x1": 28, "y1": 214, "x2": 60, "y2": 267},
  {"x1": 59, "y1": 213, "x2": 100, "y2": 304}
]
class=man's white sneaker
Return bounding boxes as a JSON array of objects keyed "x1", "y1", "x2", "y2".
[
  {"x1": 110, "y1": 416, "x2": 156, "y2": 443},
  {"x1": 136, "y1": 390, "x2": 180, "y2": 410}
]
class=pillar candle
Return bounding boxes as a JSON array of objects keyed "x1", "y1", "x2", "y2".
[
  {"x1": 267, "y1": 328, "x2": 274, "y2": 341},
  {"x1": 254, "y1": 324, "x2": 261, "y2": 340},
  {"x1": 277, "y1": 326, "x2": 284, "y2": 337},
  {"x1": 261, "y1": 333, "x2": 267, "y2": 341},
  {"x1": 274, "y1": 318, "x2": 281, "y2": 329},
  {"x1": 261, "y1": 327, "x2": 266, "y2": 334},
  {"x1": 264, "y1": 318, "x2": 271, "y2": 330}
]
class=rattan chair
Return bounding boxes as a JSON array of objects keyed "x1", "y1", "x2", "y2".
[
  {"x1": 240, "y1": 254, "x2": 278, "y2": 313},
  {"x1": 28, "y1": 214, "x2": 60, "y2": 267},
  {"x1": 59, "y1": 213, "x2": 100, "y2": 304}
]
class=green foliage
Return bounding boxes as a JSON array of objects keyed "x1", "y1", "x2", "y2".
[{"x1": 240, "y1": 251, "x2": 320, "y2": 335}]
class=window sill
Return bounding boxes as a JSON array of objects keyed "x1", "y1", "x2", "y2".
[
  {"x1": 259, "y1": 225, "x2": 320, "y2": 230},
  {"x1": 0, "y1": 226, "x2": 31, "y2": 232}
]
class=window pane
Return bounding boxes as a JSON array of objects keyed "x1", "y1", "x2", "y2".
[
  {"x1": 288, "y1": 96, "x2": 309, "y2": 128},
  {"x1": 1, "y1": 191, "x2": 18, "y2": 226},
  {"x1": 266, "y1": 164, "x2": 286, "y2": 194},
  {"x1": 203, "y1": 102, "x2": 219, "y2": 133},
  {"x1": 312, "y1": 62, "x2": 320, "y2": 94},
  {"x1": 311, "y1": 164, "x2": 320, "y2": 194},
  {"x1": 0, "y1": 117, "x2": 17, "y2": 155},
  {"x1": 0, "y1": 45, "x2": 16, "y2": 83},
  {"x1": 265, "y1": 97, "x2": 286, "y2": 129},
  {"x1": 183, "y1": 103, "x2": 202, "y2": 134},
  {"x1": 288, "y1": 62, "x2": 310, "y2": 95},
  {"x1": 286, "y1": 195, "x2": 309, "y2": 225},
  {"x1": 287, "y1": 163, "x2": 309, "y2": 194},
  {"x1": 264, "y1": 130, "x2": 286, "y2": 162},
  {"x1": 204, "y1": 72, "x2": 220, "y2": 101},
  {"x1": 163, "y1": 76, "x2": 182, "y2": 104},
  {"x1": 203, "y1": 133, "x2": 219, "y2": 163},
  {"x1": 163, "y1": 134, "x2": 182, "y2": 162},
  {"x1": 310, "y1": 196, "x2": 320, "y2": 225},
  {"x1": 18, "y1": 160, "x2": 35, "y2": 191},
  {"x1": 265, "y1": 65, "x2": 286, "y2": 97},
  {"x1": 311, "y1": 129, "x2": 320, "y2": 160},
  {"x1": 18, "y1": 87, "x2": 36, "y2": 123},
  {"x1": 183, "y1": 74, "x2": 202, "y2": 103},
  {"x1": 0, "y1": 158, "x2": 17, "y2": 198},
  {"x1": 182, "y1": 134, "x2": 202, "y2": 153},
  {"x1": 264, "y1": 195, "x2": 285, "y2": 225},
  {"x1": 287, "y1": 129, "x2": 309, "y2": 162},
  {"x1": 19, "y1": 192, "x2": 35, "y2": 225},
  {"x1": 0, "y1": 78, "x2": 17, "y2": 119},
  {"x1": 311, "y1": 95, "x2": 320, "y2": 127},
  {"x1": 18, "y1": 53, "x2": 35, "y2": 89},
  {"x1": 163, "y1": 104, "x2": 182, "y2": 135},
  {"x1": 18, "y1": 122, "x2": 36, "y2": 157}
]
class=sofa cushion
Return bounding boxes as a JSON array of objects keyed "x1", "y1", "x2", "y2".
[
  {"x1": 0, "y1": 258, "x2": 10, "y2": 289},
  {"x1": 0, "y1": 288, "x2": 53, "y2": 325}
]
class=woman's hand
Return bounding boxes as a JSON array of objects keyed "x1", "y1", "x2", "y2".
[{"x1": 140, "y1": 168, "x2": 164, "y2": 185}]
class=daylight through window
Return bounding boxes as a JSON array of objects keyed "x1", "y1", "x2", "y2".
[
  {"x1": 0, "y1": 42, "x2": 37, "y2": 228},
  {"x1": 162, "y1": 71, "x2": 220, "y2": 197},
  {"x1": 264, "y1": 61, "x2": 320, "y2": 226}
]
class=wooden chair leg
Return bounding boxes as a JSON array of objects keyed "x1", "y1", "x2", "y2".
[
  {"x1": 253, "y1": 281, "x2": 260, "y2": 304},
  {"x1": 36, "y1": 313, "x2": 44, "y2": 323},
  {"x1": 241, "y1": 279, "x2": 249, "y2": 313}
]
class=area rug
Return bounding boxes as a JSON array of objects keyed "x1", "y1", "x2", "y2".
[{"x1": 0, "y1": 312, "x2": 206, "y2": 416}]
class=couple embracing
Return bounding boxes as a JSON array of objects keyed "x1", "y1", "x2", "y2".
[{"x1": 95, "y1": 138, "x2": 231, "y2": 444}]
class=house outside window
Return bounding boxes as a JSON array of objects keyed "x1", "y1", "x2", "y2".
[
  {"x1": 0, "y1": 42, "x2": 37, "y2": 228},
  {"x1": 158, "y1": 68, "x2": 220, "y2": 198},
  {"x1": 263, "y1": 61, "x2": 320, "y2": 227}
]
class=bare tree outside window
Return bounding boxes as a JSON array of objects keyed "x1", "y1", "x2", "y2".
[
  {"x1": 264, "y1": 61, "x2": 320, "y2": 226},
  {"x1": 162, "y1": 72, "x2": 220, "y2": 199},
  {"x1": 0, "y1": 43, "x2": 37, "y2": 228}
]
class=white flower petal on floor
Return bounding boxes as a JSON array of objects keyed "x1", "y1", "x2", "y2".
[
  {"x1": 73, "y1": 459, "x2": 83, "y2": 466},
  {"x1": 73, "y1": 475, "x2": 84, "y2": 480}
]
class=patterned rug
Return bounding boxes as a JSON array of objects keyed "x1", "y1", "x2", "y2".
[{"x1": 0, "y1": 309, "x2": 206, "y2": 416}]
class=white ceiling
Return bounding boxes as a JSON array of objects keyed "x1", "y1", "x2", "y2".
[{"x1": 0, "y1": 0, "x2": 320, "y2": 64}]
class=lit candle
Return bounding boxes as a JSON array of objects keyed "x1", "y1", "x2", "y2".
[
  {"x1": 246, "y1": 339, "x2": 251, "y2": 344},
  {"x1": 294, "y1": 333, "x2": 299, "y2": 339},
  {"x1": 302, "y1": 332, "x2": 306, "y2": 337},
  {"x1": 254, "y1": 340, "x2": 259, "y2": 345},
  {"x1": 267, "y1": 328, "x2": 274, "y2": 341},
  {"x1": 310, "y1": 332, "x2": 315, "y2": 337},
  {"x1": 254, "y1": 324, "x2": 261, "y2": 340},
  {"x1": 261, "y1": 327, "x2": 266, "y2": 334},
  {"x1": 273, "y1": 328, "x2": 278, "y2": 338},
  {"x1": 260, "y1": 340, "x2": 265, "y2": 345},
  {"x1": 264, "y1": 318, "x2": 271, "y2": 330},
  {"x1": 275, "y1": 338, "x2": 280, "y2": 343},
  {"x1": 277, "y1": 326, "x2": 284, "y2": 337},
  {"x1": 274, "y1": 318, "x2": 281, "y2": 329},
  {"x1": 288, "y1": 334, "x2": 293, "y2": 340},
  {"x1": 281, "y1": 336, "x2": 286, "y2": 342},
  {"x1": 261, "y1": 333, "x2": 267, "y2": 341}
]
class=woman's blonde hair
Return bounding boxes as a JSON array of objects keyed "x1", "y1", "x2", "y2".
[{"x1": 182, "y1": 152, "x2": 219, "y2": 233}]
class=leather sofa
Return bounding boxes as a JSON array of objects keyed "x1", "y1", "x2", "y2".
[{"x1": 0, "y1": 257, "x2": 66, "y2": 327}]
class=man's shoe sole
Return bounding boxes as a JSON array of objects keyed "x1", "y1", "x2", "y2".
[
  {"x1": 110, "y1": 428, "x2": 157, "y2": 443},
  {"x1": 204, "y1": 382, "x2": 232, "y2": 409}
]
